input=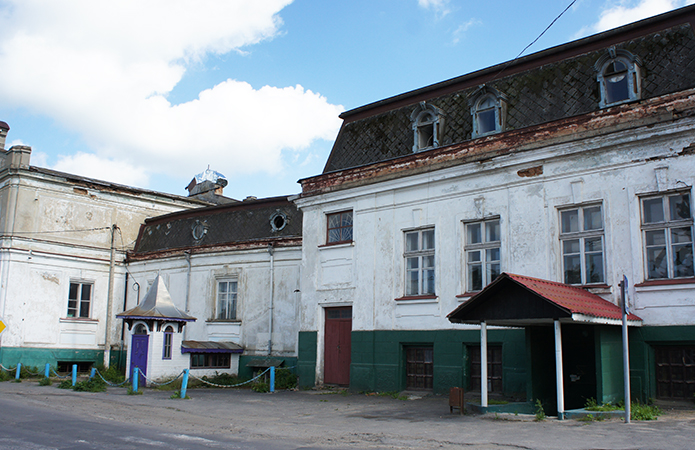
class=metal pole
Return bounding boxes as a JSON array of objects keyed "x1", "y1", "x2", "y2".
[
  {"x1": 554, "y1": 320, "x2": 565, "y2": 420},
  {"x1": 72, "y1": 364, "x2": 77, "y2": 386},
  {"x1": 90, "y1": 367, "x2": 96, "y2": 379},
  {"x1": 480, "y1": 321, "x2": 488, "y2": 408},
  {"x1": 15, "y1": 362, "x2": 20, "y2": 380},
  {"x1": 267, "y1": 244, "x2": 274, "y2": 356},
  {"x1": 180, "y1": 369, "x2": 189, "y2": 398},
  {"x1": 44, "y1": 363, "x2": 50, "y2": 378},
  {"x1": 621, "y1": 276, "x2": 631, "y2": 423},
  {"x1": 270, "y1": 366, "x2": 275, "y2": 393},
  {"x1": 133, "y1": 367, "x2": 139, "y2": 392},
  {"x1": 104, "y1": 224, "x2": 117, "y2": 368}
]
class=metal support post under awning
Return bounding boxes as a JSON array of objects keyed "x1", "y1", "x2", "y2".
[
  {"x1": 481, "y1": 320, "x2": 488, "y2": 408},
  {"x1": 554, "y1": 319, "x2": 565, "y2": 420}
]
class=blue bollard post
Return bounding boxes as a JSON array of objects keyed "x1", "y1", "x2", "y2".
[
  {"x1": 132, "y1": 367, "x2": 139, "y2": 392},
  {"x1": 72, "y1": 364, "x2": 77, "y2": 386},
  {"x1": 44, "y1": 363, "x2": 50, "y2": 378},
  {"x1": 15, "y1": 363, "x2": 21, "y2": 380},
  {"x1": 180, "y1": 369, "x2": 189, "y2": 399},
  {"x1": 270, "y1": 366, "x2": 275, "y2": 393},
  {"x1": 90, "y1": 368, "x2": 96, "y2": 379}
]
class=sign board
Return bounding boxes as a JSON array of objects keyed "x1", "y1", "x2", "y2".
[{"x1": 0, "y1": 317, "x2": 5, "y2": 336}]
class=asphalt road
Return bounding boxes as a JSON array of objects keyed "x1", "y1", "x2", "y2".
[
  {"x1": 0, "y1": 394, "x2": 318, "y2": 450},
  {"x1": 1, "y1": 379, "x2": 694, "y2": 449}
]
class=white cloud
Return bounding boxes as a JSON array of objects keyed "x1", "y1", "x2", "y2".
[
  {"x1": 452, "y1": 18, "x2": 482, "y2": 44},
  {"x1": 418, "y1": 0, "x2": 451, "y2": 19},
  {"x1": 0, "y1": 0, "x2": 343, "y2": 189},
  {"x1": 53, "y1": 153, "x2": 150, "y2": 188},
  {"x1": 581, "y1": 0, "x2": 694, "y2": 35}
]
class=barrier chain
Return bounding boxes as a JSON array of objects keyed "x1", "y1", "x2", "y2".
[
  {"x1": 189, "y1": 367, "x2": 271, "y2": 388},
  {"x1": 50, "y1": 368, "x2": 70, "y2": 379},
  {"x1": 139, "y1": 370, "x2": 184, "y2": 386},
  {"x1": 93, "y1": 368, "x2": 130, "y2": 387},
  {"x1": 0, "y1": 364, "x2": 17, "y2": 372}
]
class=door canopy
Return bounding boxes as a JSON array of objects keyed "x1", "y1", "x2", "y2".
[{"x1": 447, "y1": 273, "x2": 642, "y2": 327}]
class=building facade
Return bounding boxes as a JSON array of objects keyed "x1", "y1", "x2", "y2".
[
  {"x1": 294, "y1": 6, "x2": 695, "y2": 406},
  {"x1": 124, "y1": 196, "x2": 303, "y2": 380},
  {"x1": 0, "y1": 126, "x2": 209, "y2": 370}
]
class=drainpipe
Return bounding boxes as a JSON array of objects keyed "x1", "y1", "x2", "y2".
[
  {"x1": 267, "y1": 243, "x2": 274, "y2": 356},
  {"x1": 103, "y1": 224, "x2": 117, "y2": 368},
  {"x1": 184, "y1": 250, "x2": 192, "y2": 339}
]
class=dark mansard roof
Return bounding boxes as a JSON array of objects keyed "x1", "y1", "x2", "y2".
[
  {"x1": 130, "y1": 195, "x2": 302, "y2": 257},
  {"x1": 321, "y1": 5, "x2": 695, "y2": 174}
]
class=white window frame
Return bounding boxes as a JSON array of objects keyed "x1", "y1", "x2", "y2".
[
  {"x1": 469, "y1": 87, "x2": 507, "y2": 139},
  {"x1": 465, "y1": 218, "x2": 501, "y2": 292},
  {"x1": 67, "y1": 280, "x2": 93, "y2": 318},
  {"x1": 162, "y1": 325, "x2": 174, "y2": 360},
  {"x1": 559, "y1": 204, "x2": 605, "y2": 285},
  {"x1": 404, "y1": 228, "x2": 435, "y2": 296},
  {"x1": 641, "y1": 191, "x2": 694, "y2": 280},
  {"x1": 216, "y1": 279, "x2": 238, "y2": 320}
]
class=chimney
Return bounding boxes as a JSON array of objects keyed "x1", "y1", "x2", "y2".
[
  {"x1": 185, "y1": 167, "x2": 237, "y2": 205},
  {"x1": 0, "y1": 121, "x2": 9, "y2": 150}
]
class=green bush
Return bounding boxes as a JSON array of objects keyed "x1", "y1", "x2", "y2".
[
  {"x1": 252, "y1": 381, "x2": 270, "y2": 393},
  {"x1": 94, "y1": 365, "x2": 125, "y2": 384},
  {"x1": 38, "y1": 377, "x2": 52, "y2": 386},
  {"x1": 203, "y1": 372, "x2": 248, "y2": 387},
  {"x1": 73, "y1": 378, "x2": 106, "y2": 392},
  {"x1": 57, "y1": 380, "x2": 73, "y2": 389},
  {"x1": 632, "y1": 402, "x2": 662, "y2": 421},
  {"x1": 584, "y1": 398, "x2": 622, "y2": 412},
  {"x1": 274, "y1": 368, "x2": 297, "y2": 390}
]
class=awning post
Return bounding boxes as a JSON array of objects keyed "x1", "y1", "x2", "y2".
[
  {"x1": 481, "y1": 320, "x2": 488, "y2": 408},
  {"x1": 554, "y1": 319, "x2": 564, "y2": 419}
]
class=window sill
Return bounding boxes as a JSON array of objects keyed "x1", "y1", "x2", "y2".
[
  {"x1": 635, "y1": 278, "x2": 695, "y2": 288},
  {"x1": 60, "y1": 317, "x2": 97, "y2": 324},
  {"x1": 319, "y1": 241, "x2": 354, "y2": 249},
  {"x1": 395, "y1": 294, "x2": 438, "y2": 302},
  {"x1": 456, "y1": 292, "x2": 479, "y2": 300},
  {"x1": 206, "y1": 319, "x2": 242, "y2": 323}
]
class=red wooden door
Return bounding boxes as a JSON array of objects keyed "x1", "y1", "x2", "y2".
[{"x1": 324, "y1": 307, "x2": 352, "y2": 385}]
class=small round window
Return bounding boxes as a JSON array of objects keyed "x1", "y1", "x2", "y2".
[
  {"x1": 192, "y1": 220, "x2": 208, "y2": 240},
  {"x1": 270, "y1": 211, "x2": 288, "y2": 231}
]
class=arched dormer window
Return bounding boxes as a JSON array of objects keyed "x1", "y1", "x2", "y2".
[
  {"x1": 469, "y1": 86, "x2": 507, "y2": 139},
  {"x1": 410, "y1": 102, "x2": 442, "y2": 152},
  {"x1": 595, "y1": 47, "x2": 642, "y2": 108}
]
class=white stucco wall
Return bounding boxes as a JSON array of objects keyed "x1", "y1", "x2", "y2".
[
  {"x1": 125, "y1": 245, "x2": 302, "y2": 376},
  {"x1": 297, "y1": 117, "x2": 695, "y2": 339}
]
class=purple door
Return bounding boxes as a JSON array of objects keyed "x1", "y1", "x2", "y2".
[{"x1": 130, "y1": 333, "x2": 149, "y2": 387}]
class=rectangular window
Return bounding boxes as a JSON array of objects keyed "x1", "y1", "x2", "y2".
[
  {"x1": 559, "y1": 205, "x2": 605, "y2": 285},
  {"x1": 641, "y1": 192, "x2": 694, "y2": 279},
  {"x1": 67, "y1": 281, "x2": 92, "y2": 318},
  {"x1": 326, "y1": 210, "x2": 353, "y2": 244},
  {"x1": 217, "y1": 280, "x2": 238, "y2": 320},
  {"x1": 404, "y1": 228, "x2": 435, "y2": 296},
  {"x1": 190, "y1": 353, "x2": 231, "y2": 369},
  {"x1": 465, "y1": 219, "x2": 501, "y2": 292}
]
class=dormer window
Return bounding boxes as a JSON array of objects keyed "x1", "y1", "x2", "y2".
[
  {"x1": 410, "y1": 102, "x2": 442, "y2": 152},
  {"x1": 595, "y1": 48, "x2": 642, "y2": 108},
  {"x1": 469, "y1": 87, "x2": 507, "y2": 139}
]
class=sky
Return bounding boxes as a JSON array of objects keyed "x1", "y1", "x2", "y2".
[{"x1": 1, "y1": 0, "x2": 694, "y2": 200}]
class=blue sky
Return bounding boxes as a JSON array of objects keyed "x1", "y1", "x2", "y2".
[{"x1": 0, "y1": 0, "x2": 693, "y2": 200}]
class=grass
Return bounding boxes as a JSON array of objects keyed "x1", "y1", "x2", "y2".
[
  {"x1": 362, "y1": 391, "x2": 408, "y2": 400},
  {"x1": 38, "y1": 377, "x2": 52, "y2": 386},
  {"x1": 584, "y1": 398, "x2": 623, "y2": 412},
  {"x1": 632, "y1": 402, "x2": 662, "y2": 420}
]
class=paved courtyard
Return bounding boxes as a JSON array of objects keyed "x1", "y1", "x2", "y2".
[{"x1": 1, "y1": 380, "x2": 694, "y2": 449}]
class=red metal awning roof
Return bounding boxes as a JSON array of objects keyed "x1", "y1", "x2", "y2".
[{"x1": 448, "y1": 273, "x2": 642, "y2": 326}]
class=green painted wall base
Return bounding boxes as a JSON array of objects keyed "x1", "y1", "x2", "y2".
[
  {"x1": 0, "y1": 347, "x2": 125, "y2": 371},
  {"x1": 298, "y1": 328, "x2": 527, "y2": 396}
]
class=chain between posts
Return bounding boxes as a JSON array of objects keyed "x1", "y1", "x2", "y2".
[{"x1": 189, "y1": 367, "x2": 271, "y2": 388}]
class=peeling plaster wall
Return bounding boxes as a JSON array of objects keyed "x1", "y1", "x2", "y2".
[
  {"x1": 125, "y1": 245, "x2": 302, "y2": 376},
  {"x1": 0, "y1": 168, "x2": 204, "y2": 367},
  {"x1": 296, "y1": 113, "x2": 695, "y2": 383}
]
